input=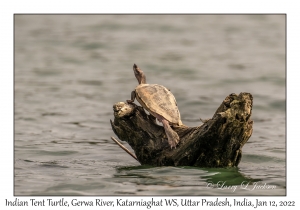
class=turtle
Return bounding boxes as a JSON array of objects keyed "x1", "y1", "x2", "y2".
[{"x1": 127, "y1": 64, "x2": 182, "y2": 149}]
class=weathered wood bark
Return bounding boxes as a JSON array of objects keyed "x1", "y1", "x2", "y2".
[{"x1": 110, "y1": 92, "x2": 253, "y2": 167}]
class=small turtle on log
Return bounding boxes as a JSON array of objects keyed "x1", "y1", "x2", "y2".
[{"x1": 127, "y1": 64, "x2": 182, "y2": 149}]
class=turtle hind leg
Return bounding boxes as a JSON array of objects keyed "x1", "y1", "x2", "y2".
[{"x1": 161, "y1": 118, "x2": 180, "y2": 149}]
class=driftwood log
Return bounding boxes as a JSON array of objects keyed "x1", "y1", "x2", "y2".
[{"x1": 110, "y1": 92, "x2": 253, "y2": 167}]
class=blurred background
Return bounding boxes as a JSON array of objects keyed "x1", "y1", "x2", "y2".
[{"x1": 14, "y1": 15, "x2": 285, "y2": 195}]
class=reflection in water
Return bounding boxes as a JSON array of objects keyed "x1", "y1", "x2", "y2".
[{"x1": 112, "y1": 166, "x2": 270, "y2": 195}]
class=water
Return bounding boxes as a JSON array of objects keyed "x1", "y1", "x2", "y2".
[{"x1": 14, "y1": 15, "x2": 285, "y2": 195}]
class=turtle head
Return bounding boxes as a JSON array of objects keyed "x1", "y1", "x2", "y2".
[{"x1": 133, "y1": 63, "x2": 146, "y2": 84}]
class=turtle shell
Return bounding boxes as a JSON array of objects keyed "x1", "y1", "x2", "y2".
[{"x1": 135, "y1": 84, "x2": 182, "y2": 125}]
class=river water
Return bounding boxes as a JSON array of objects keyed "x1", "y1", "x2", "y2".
[{"x1": 14, "y1": 15, "x2": 285, "y2": 196}]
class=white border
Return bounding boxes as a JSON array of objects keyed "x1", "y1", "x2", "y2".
[{"x1": 1, "y1": 0, "x2": 298, "y2": 209}]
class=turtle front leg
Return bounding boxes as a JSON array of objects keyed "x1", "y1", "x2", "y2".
[
  {"x1": 161, "y1": 118, "x2": 180, "y2": 149},
  {"x1": 126, "y1": 91, "x2": 136, "y2": 104}
]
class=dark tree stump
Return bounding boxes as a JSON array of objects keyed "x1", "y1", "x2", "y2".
[{"x1": 110, "y1": 92, "x2": 253, "y2": 167}]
